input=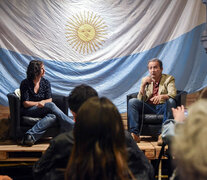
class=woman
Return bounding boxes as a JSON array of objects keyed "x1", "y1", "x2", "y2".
[
  {"x1": 20, "y1": 60, "x2": 74, "y2": 146},
  {"x1": 65, "y1": 97, "x2": 135, "y2": 180}
]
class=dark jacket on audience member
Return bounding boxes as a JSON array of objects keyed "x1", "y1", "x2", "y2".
[{"x1": 33, "y1": 130, "x2": 154, "y2": 180}]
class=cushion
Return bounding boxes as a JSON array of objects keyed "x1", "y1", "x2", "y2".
[
  {"x1": 21, "y1": 116, "x2": 41, "y2": 126},
  {"x1": 14, "y1": 89, "x2": 21, "y2": 99},
  {"x1": 142, "y1": 114, "x2": 163, "y2": 124},
  {"x1": 21, "y1": 116, "x2": 60, "y2": 127}
]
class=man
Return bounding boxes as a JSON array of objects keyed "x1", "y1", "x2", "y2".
[
  {"x1": 128, "y1": 58, "x2": 177, "y2": 144},
  {"x1": 33, "y1": 84, "x2": 154, "y2": 180}
]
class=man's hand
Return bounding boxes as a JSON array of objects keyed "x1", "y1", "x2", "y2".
[
  {"x1": 172, "y1": 105, "x2": 185, "y2": 123},
  {"x1": 143, "y1": 76, "x2": 153, "y2": 85},
  {"x1": 140, "y1": 76, "x2": 153, "y2": 95},
  {"x1": 150, "y1": 95, "x2": 162, "y2": 104},
  {"x1": 150, "y1": 94, "x2": 169, "y2": 104}
]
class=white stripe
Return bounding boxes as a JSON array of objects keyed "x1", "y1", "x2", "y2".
[{"x1": 0, "y1": 0, "x2": 206, "y2": 62}]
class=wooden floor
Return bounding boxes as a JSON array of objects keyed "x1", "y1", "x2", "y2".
[
  {"x1": 0, "y1": 143, "x2": 49, "y2": 162},
  {"x1": 0, "y1": 137, "x2": 166, "y2": 162}
]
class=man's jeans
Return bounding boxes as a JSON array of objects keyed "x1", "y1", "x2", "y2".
[
  {"x1": 128, "y1": 98, "x2": 176, "y2": 135},
  {"x1": 21, "y1": 102, "x2": 74, "y2": 142}
]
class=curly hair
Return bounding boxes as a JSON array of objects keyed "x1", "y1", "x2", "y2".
[
  {"x1": 172, "y1": 99, "x2": 207, "y2": 180},
  {"x1": 65, "y1": 97, "x2": 135, "y2": 180},
  {"x1": 26, "y1": 60, "x2": 43, "y2": 80}
]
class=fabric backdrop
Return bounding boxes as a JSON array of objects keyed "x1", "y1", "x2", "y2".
[{"x1": 1, "y1": 0, "x2": 207, "y2": 113}]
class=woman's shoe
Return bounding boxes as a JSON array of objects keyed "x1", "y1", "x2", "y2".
[{"x1": 21, "y1": 134, "x2": 35, "y2": 146}]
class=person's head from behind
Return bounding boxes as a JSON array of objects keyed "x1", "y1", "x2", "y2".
[
  {"x1": 65, "y1": 97, "x2": 133, "y2": 180},
  {"x1": 148, "y1": 58, "x2": 163, "y2": 81},
  {"x1": 68, "y1": 84, "x2": 98, "y2": 118},
  {"x1": 27, "y1": 60, "x2": 45, "y2": 81},
  {"x1": 172, "y1": 99, "x2": 207, "y2": 180}
]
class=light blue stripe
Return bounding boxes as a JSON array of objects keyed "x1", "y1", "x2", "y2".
[{"x1": 1, "y1": 24, "x2": 207, "y2": 113}]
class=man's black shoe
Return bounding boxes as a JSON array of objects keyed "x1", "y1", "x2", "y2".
[{"x1": 21, "y1": 134, "x2": 35, "y2": 146}]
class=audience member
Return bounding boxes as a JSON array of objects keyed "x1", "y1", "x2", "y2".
[
  {"x1": 128, "y1": 58, "x2": 177, "y2": 145},
  {"x1": 162, "y1": 86, "x2": 207, "y2": 144},
  {"x1": 20, "y1": 60, "x2": 74, "y2": 146},
  {"x1": 161, "y1": 105, "x2": 185, "y2": 145},
  {"x1": 171, "y1": 99, "x2": 207, "y2": 180},
  {"x1": 33, "y1": 84, "x2": 154, "y2": 180},
  {"x1": 65, "y1": 97, "x2": 135, "y2": 180}
]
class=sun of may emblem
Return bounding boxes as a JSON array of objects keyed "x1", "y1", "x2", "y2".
[{"x1": 65, "y1": 11, "x2": 108, "y2": 54}]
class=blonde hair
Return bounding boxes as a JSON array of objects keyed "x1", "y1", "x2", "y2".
[{"x1": 172, "y1": 99, "x2": 207, "y2": 180}]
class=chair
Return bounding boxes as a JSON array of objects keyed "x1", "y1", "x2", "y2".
[
  {"x1": 7, "y1": 91, "x2": 69, "y2": 140},
  {"x1": 126, "y1": 90, "x2": 187, "y2": 136}
]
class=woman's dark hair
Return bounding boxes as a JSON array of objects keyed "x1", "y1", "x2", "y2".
[
  {"x1": 26, "y1": 60, "x2": 43, "y2": 80},
  {"x1": 65, "y1": 97, "x2": 134, "y2": 180}
]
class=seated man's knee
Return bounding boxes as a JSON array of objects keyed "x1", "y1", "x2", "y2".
[
  {"x1": 129, "y1": 98, "x2": 137, "y2": 105},
  {"x1": 129, "y1": 98, "x2": 138, "y2": 108},
  {"x1": 128, "y1": 98, "x2": 143, "y2": 109}
]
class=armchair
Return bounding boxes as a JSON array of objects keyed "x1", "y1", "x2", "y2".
[
  {"x1": 126, "y1": 90, "x2": 187, "y2": 136},
  {"x1": 7, "y1": 91, "x2": 69, "y2": 140}
]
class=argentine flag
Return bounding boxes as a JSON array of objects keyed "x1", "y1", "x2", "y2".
[{"x1": 1, "y1": 0, "x2": 207, "y2": 113}]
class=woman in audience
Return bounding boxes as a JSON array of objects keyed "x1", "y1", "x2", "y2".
[
  {"x1": 20, "y1": 60, "x2": 74, "y2": 146},
  {"x1": 65, "y1": 97, "x2": 135, "y2": 180},
  {"x1": 171, "y1": 99, "x2": 207, "y2": 180}
]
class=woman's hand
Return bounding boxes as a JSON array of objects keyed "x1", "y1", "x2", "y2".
[
  {"x1": 172, "y1": 105, "x2": 185, "y2": 123},
  {"x1": 37, "y1": 101, "x2": 45, "y2": 107}
]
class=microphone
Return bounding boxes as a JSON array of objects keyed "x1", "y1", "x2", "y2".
[
  {"x1": 140, "y1": 82, "x2": 149, "y2": 136},
  {"x1": 141, "y1": 83, "x2": 149, "y2": 101},
  {"x1": 145, "y1": 75, "x2": 152, "y2": 91}
]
